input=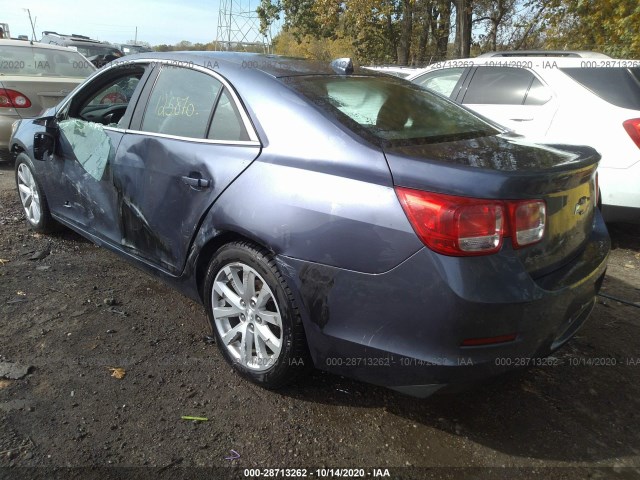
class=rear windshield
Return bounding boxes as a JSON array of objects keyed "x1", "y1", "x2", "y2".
[
  {"x1": 122, "y1": 45, "x2": 152, "y2": 54},
  {"x1": 0, "y1": 45, "x2": 95, "y2": 77},
  {"x1": 561, "y1": 67, "x2": 640, "y2": 109},
  {"x1": 288, "y1": 75, "x2": 499, "y2": 146},
  {"x1": 74, "y1": 45, "x2": 123, "y2": 59}
]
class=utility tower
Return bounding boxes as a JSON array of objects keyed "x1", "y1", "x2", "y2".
[{"x1": 215, "y1": 0, "x2": 272, "y2": 53}]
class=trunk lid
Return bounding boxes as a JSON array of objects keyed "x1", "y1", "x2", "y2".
[
  {"x1": 384, "y1": 134, "x2": 600, "y2": 275},
  {"x1": 0, "y1": 77, "x2": 82, "y2": 118}
]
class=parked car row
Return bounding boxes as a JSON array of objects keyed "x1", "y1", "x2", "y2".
[
  {"x1": 40, "y1": 32, "x2": 152, "y2": 67},
  {"x1": 3, "y1": 30, "x2": 152, "y2": 65},
  {"x1": 405, "y1": 53, "x2": 640, "y2": 224},
  {"x1": 8, "y1": 52, "x2": 609, "y2": 397}
]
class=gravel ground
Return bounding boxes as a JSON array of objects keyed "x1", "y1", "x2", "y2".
[{"x1": 1, "y1": 160, "x2": 639, "y2": 480}]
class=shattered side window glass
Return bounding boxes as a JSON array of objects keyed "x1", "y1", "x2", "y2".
[
  {"x1": 75, "y1": 70, "x2": 144, "y2": 127},
  {"x1": 88, "y1": 77, "x2": 140, "y2": 107},
  {"x1": 58, "y1": 119, "x2": 113, "y2": 181}
]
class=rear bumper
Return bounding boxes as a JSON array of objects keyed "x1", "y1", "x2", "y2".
[
  {"x1": 277, "y1": 211, "x2": 610, "y2": 396},
  {"x1": 601, "y1": 205, "x2": 640, "y2": 224},
  {"x1": 599, "y1": 163, "x2": 640, "y2": 223}
]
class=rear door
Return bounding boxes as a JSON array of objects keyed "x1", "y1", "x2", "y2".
[
  {"x1": 113, "y1": 63, "x2": 261, "y2": 275},
  {"x1": 460, "y1": 66, "x2": 558, "y2": 139}
]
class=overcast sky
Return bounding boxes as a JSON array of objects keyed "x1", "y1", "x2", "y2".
[{"x1": 1, "y1": 0, "x2": 268, "y2": 46}]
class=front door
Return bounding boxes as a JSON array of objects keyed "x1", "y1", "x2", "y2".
[{"x1": 45, "y1": 63, "x2": 154, "y2": 245}]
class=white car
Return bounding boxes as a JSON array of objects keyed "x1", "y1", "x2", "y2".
[
  {"x1": 363, "y1": 65, "x2": 420, "y2": 78},
  {"x1": 407, "y1": 54, "x2": 640, "y2": 223}
]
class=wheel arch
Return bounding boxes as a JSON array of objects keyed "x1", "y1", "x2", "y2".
[
  {"x1": 10, "y1": 140, "x2": 27, "y2": 162},
  {"x1": 194, "y1": 229, "x2": 275, "y2": 303}
]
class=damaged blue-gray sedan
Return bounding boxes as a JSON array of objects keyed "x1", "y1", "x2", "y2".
[{"x1": 9, "y1": 53, "x2": 609, "y2": 397}]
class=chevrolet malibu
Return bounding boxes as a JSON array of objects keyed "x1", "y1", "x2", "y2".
[{"x1": 9, "y1": 53, "x2": 609, "y2": 397}]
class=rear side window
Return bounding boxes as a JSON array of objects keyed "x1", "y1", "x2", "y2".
[
  {"x1": 464, "y1": 67, "x2": 536, "y2": 105},
  {"x1": 207, "y1": 90, "x2": 249, "y2": 141},
  {"x1": 142, "y1": 66, "x2": 222, "y2": 138},
  {"x1": 560, "y1": 68, "x2": 640, "y2": 109},
  {"x1": 412, "y1": 68, "x2": 465, "y2": 97},
  {"x1": 524, "y1": 78, "x2": 552, "y2": 105}
]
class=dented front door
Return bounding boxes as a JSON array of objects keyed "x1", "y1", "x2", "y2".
[
  {"x1": 53, "y1": 120, "x2": 124, "y2": 242},
  {"x1": 46, "y1": 63, "x2": 154, "y2": 245}
]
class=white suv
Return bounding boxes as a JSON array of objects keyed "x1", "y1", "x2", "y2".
[{"x1": 407, "y1": 54, "x2": 640, "y2": 223}]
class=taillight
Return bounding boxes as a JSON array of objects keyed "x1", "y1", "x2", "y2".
[
  {"x1": 396, "y1": 187, "x2": 546, "y2": 256},
  {"x1": 623, "y1": 118, "x2": 640, "y2": 149},
  {"x1": 396, "y1": 188, "x2": 504, "y2": 256},
  {"x1": 509, "y1": 200, "x2": 546, "y2": 248},
  {"x1": 0, "y1": 89, "x2": 32, "y2": 109}
]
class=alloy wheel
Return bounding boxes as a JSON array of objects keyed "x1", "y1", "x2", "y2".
[
  {"x1": 17, "y1": 163, "x2": 41, "y2": 226},
  {"x1": 211, "y1": 262, "x2": 283, "y2": 371}
]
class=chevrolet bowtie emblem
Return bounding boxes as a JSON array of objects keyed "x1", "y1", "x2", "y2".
[{"x1": 574, "y1": 196, "x2": 590, "y2": 216}]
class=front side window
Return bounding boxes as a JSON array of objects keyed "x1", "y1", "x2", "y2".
[
  {"x1": 142, "y1": 66, "x2": 223, "y2": 139},
  {"x1": 57, "y1": 66, "x2": 147, "y2": 181},
  {"x1": 463, "y1": 67, "x2": 536, "y2": 105},
  {"x1": 69, "y1": 68, "x2": 145, "y2": 126},
  {"x1": 289, "y1": 75, "x2": 499, "y2": 146},
  {"x1": 412, "y1": 68, "x2": 465, "y2": 97}
]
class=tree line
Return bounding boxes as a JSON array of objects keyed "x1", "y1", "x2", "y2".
[{"x1": 253, "y1": 0, "x2": 640, "y2": 64}]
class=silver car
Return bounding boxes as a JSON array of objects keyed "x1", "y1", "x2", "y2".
[{"x1": 0, "y1": 39, "x2": 95, "y2": 159}]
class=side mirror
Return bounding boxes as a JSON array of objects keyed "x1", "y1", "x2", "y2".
[{"x1": 33, "y1": 132, "x2": 56, "y2": 161}]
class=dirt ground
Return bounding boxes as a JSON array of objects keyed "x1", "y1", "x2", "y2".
[{"x1": 1, "y1": 159, "x2": 640, "y2": 480}]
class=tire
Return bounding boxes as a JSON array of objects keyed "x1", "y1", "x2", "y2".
[
  {"x1": 15, "y1": 153, "x2": 57, "y2": 233},
  {"x1": 204, "y1": 241, "x2": 311, "y2": 389}
]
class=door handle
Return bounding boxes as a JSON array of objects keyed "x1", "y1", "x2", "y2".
[
  {"x1": 509, "y1": 118, "x2": 533, "y2": 122},
  {"x1": 181, "y1": 175, "x2": 211, "y2": 189}
]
